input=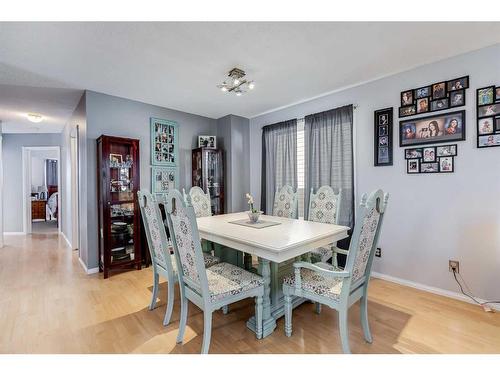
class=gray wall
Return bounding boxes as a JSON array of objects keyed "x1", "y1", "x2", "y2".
[
  {"x1": 2, "y1": 133, "x2": 61, "y2": 232},
  {"x1": 84, "y1": 91, "x2": 216, "y2": 269},
  {"x1": 249, "y1": 43, "x2": 500, "y2": 302}
]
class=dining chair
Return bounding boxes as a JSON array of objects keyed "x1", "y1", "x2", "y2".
[
  {"x1": 307, "y1": 186, "x2": 345, "y2": 265},
  {"x1": 138, "y1": 190, "x2": 220, "y2": 326},
  {"x1": 272, "y1": 185, "x2": 298, "y2": 219},
  {"x1": 282, "y1": 189, "x2": 389, "y2": 353},
  {"x1": 164, "y1": 189, "x2": 264, "y2": 354},
  {"x1": 182, "y1": 186, "x2": 212, "y2": 218}
]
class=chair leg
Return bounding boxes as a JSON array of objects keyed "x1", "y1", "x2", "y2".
[
  {"x1": 176, "y1": 291, "x2": 188, "y2": 344},
  {"x1": 338, "y1": 309, "x2": 351, "y2": 354},
  {"x1": 315, "y1": 302, "x2": 322, "y2": 315},
  {"x1": 163, "y1": 277, "x2": 175, "y2": 326},
  {"x1": 255, "y1": 295, "x2": 263, "y2": 339},
  {"x1": 149, "y1": 271, "x2": 159, "y2": 310},
  {"x1": 360, "y1": 295, "x2": 372, "y2": 343},
  {"x1": 201, "y1": 310, "x2": 213, "y2": 354},
  {"x1": 332, "y1": 253, "x2": 339, "y2": 269},
  {"x1": 222, "y1": 305, "x2": 229, "y2": 315},
  {"x1": 284, "y1": 294, "x2": 293, "y2": 337}
]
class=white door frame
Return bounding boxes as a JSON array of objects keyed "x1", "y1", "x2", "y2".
[
  {"x1": 70, "y1": 127, "x2": 79, "y2": 250},
  {"x1": 22, "y1": 146, "x2": 62, "y2": 234},
  {"x1": 0, "y1": 122, "x2": 3, "y2": 248}
]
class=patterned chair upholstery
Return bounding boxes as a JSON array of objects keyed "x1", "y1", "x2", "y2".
[
  {"x1": 184, "y1": 186, "x2": 212, "y2": 218},
  {"x1": 307, "y1": 186, "x2": 343, "y2": 264},
  {"x1": 138, "y1": 190, "x2": 220, "y2": 327},
  {"x1": 164, "y1": 189, "x2": 264, "y2": 354},
  {"x1": 283, "y1": 189, "x2": 389, "y2": 354},
  {"x1": 272, "y1": 185, "x2": 298, "y2": 219}
]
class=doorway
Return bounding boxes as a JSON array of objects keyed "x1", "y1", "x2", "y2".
[{"x1": 22, "y1": 146, "x2": 61, "y2": 234}]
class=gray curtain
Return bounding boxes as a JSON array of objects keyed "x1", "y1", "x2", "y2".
[
  {"x1": 45, "y1": 159, "x2": 58, "y2": 187},
  {"x1": 261, "y1": 119, "x2": 297, "y2": 214},
  {"x1": 304, "y1": 105, "x2": 354, "y2": 227}
]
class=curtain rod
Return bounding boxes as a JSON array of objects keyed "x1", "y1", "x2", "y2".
[{"x1": 295, "y1": 104, "x2": 358, "y2": 121}]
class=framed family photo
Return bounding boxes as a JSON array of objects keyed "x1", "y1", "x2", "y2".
[
  {"x1": 151, "y1": 117, "x2": 179, "y2": 166},
  {"x1": 151, "y1": 166, "x2": 179, "y2": 195},
  {"x1": 476, "y1": 84, "x2": 500, "y2": 148},
  {"x1": 198, "y1": 135, "x2": 217, "y2": 148},
  {"x1": 374, "y1": 107, "x2": 393, "y2": 166},
  {"x1": 399, "y1": 110, "x2": 466, "y2": 147}
]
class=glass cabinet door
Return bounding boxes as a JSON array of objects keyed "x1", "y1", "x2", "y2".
[
  {"x1": 109, "y1": 202, "x2": 135, "y2": 264},
  {"x1": 204, "y1": 150, "x2": 223, "y2": 215}
]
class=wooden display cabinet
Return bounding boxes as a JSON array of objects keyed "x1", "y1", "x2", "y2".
[
  {"x1": 97, "y1": 135, "x2": 141, "y2": 278},
  {"x1": 191, "y1": 147, "x2": 224, "y2": 215}
]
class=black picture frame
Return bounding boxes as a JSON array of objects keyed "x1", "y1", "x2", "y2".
[
  {"x1": 430, "y1": 98, "x2": 449, "y2": 112},
  {"x1": 404, "y1": 147, "x2": 423, "y2": 159},
  {"x1": 447, "y1": 76, "x2": 469, "y2": 92},
  {"x1": 406, "y1": 159, "x2": 420, "y2": 174},
  {"x1": 449, "y1": 89, "x2": 466, "y2": 108},
  {"x1": 399, "y1": 105, "x2": 416, "y2": 118},
  {"x1": 438, "y1": 156, "x2": 454, "y2": 173},
  {"x1": 399, "y1": 110, "x2": 466, "y2": 147},
  {"x1": 420, "y1": 162, "x2": 440, "y2": 173},
  {"x1": 477, "y1": 85, "x2": 500, "y2": 148},
  {"x1": 422, "y1": 146, "x2": 437, "y2": 162},
  {"x1": 405, "y1": 150, "x2": 456, "y2": 175},
  {"x1": 436, "y1": 144, "x2": 458, "y2": 157},
  {"x1": 432, "y1": 82, "x2": 447, "y2": 100},
  {"x1": 374, "y1": 107, "x2": 393, "y2": 166}
]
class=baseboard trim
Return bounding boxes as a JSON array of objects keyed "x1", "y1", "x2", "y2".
[
  {"x1": 78, "y1": 257, "x2": 99, "y2": 275},
  {"x1": 3, "y1": 232, "x2": 25, "y2": 235},
  {"x1": 372, "y1": 271, "x2": 500, "y2": 311},
  {"x1": 60, "y1": 231, "x2": 72, "y2": 249}
]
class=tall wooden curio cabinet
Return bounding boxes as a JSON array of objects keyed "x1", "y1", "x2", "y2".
[
  {"x1": 97, "y1": 135, "x2": 141, "y2": 278},
  {"x1": 192, "y1": 147, "x2": 224, "y2": 215}
]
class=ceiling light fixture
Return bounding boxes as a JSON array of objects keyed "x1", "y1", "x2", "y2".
[
  {"x1": 217, "y1": 68, "x2": 255, "y2": 96},
  {"x1": 27, "y1": 113, "x2": 43, "y2": 123}
]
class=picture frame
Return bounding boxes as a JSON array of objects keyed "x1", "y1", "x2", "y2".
[
  {"x1": 477, "y1": 85, "x2": 500, "y2": 148},
  {"x1": 151, "y1": 117, "x2": 179, "y2": 166},
  {"x1": 447, "y1": 76, "x2": 469, "y2": 92},
  {"x1": 374, "y1": 107, "x2": 393, "y2": 166},
  {"x1": 496, "y1": 117, "x2": 500, "y2": 132},
  {"x1": 405, "y1": 146, "x2": 456, "y2": 175},
  {"x1": 399, "y1": 110, "x2": 466, "y2": 147},
  {"x1": 416, "y1": 97, "x2": 429, "y2": 113},
  {"x1": 496, "y1": 87, "x2": 500, "y2": 101},
  {"x1": 439, "y1": 156, "x2": 454, "y2": 173},
  {"x1": 477, "y1": 86, "x2": 495, "y2": 106},
  {"x1": 478, "y1": 103, "x2": 499, "y2": 118},
  {"x1": 401, "y1": 90, "x2": 414, "y2": 106},
  {"x1": 420, "y1": 162, "x2": 439, "y2": 173},
  {"x1": 415, "y1": 86, "x2": 431, "y2": 99},
  {"x1": 449, "y1": 90, "x2": 465, "y2": 108},
  {"x1": 109, "y1": 154, "x2": 123, "y2": 166},
  {"x1": 432, "y1": 82, "x2": 446, "y2": 99},
  {"x1": 407, "y1": 159, "x2": 420, "y2": 174},
  {"x1": 399, "y1": 105, "x2": 416, "y2": 118},
  {"x1": 151, "y1": 166, "x2": 179, "y2": 195},
  {"x1": 422, "y1": 147, "x2": 436, "y2": 162},
  {"x1": 404, "y1": 147, "x2": 423, "y2": 159},
  {"x1": 198, "y1": 135, "x2": 217, "y2": 148},
  {"x1": 478, "y1": 117, "x2": 494, "y2": 135},
  {"x1": 436, "y1": 144, "x2": 457, "y2": 157},
  {"x1": 430, "y1": 98, "x2": 449, "y2": 112}
]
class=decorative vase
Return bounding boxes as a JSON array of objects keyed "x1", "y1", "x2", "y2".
[{"x1": 247, "y1": 210, "x2": 263, "y2": 223}]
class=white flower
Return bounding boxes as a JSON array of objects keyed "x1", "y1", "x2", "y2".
[{"x1": 246, "y1": 193, "x2": 254, "y2": 205}]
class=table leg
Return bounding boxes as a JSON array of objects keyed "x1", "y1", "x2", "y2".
[{"x1": 246, "y1": 257, "x2": 277, "y2": 338}]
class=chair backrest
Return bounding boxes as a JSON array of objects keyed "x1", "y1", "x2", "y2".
[
  {"x1": 343, "y1": 189, "x2": 389, "y2": 293},
  {"x1": 183, "y1": 186, "x2": 212, "y2": 218},
  {"x1": 164, "y1": 189, "x2": 210, "y2": 298},
  {"x1": 307, "y1": 186, "x2": 342, "y2": 224},
  {"x1": 272, "y1": 185, "x2": 298, "y2": 219},
  {"x1": 138, "y1": 190, "x2": 175, "y2": 274}
]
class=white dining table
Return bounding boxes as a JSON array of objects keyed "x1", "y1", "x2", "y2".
[{"x1": 196, "y1": 212, "x2": 349, "y2": 338}]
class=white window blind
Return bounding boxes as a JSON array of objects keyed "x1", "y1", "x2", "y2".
[{"x1": 297, "y1": 118, "x2": 305, "y2": 218}]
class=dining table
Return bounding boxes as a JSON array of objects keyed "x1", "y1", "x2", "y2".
[{"x1": 196, "y1": 212, "x2": 349, "y2": 339}]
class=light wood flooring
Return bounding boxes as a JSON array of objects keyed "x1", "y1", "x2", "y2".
[{"x1": 1, "y1": 233, "x2": 499, "y2": 354}]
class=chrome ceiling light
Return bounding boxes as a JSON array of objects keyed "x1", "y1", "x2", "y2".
[{"x1": 217, "y1": 68, "x2": 255, "y2": 96}]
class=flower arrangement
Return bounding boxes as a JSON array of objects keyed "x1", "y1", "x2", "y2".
[
  {"x1": 246, "y1": 193, "x2": 258, "y2": 213},
  {"x1": 245, "y1": 193, "x2": 262, "y2": 223}
]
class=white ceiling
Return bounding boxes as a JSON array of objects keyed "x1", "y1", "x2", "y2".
[{"x1": 1, "y1": 22, "x2": 500, "y2": 126}]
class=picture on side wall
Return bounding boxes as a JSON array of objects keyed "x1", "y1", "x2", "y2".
[
  {"x1": 374, "y1": 107, "x2": 393, "y2": 166},
  {"x1": 198, "y1": 135, "x2": 217, "y2": 148},
  {"x1": 405, "y1": 144, "x2": 457, "y2": 174},
  {"x1": 399, "y1": 110, "x2": 465, "y2": 147},
  {"x1": 151, "y1": 117, "x2": 179, "y2": 166},
  {"x1": 476, "y1": 84, "x2": 500, "y2": 148},
  {"x1": 151, "y1": 166, "x2": 179, "y2": 195}
]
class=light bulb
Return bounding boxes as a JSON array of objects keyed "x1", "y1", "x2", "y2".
[
  {"x1": 233, "y1": 78, "x2": 240, "y2": 85},
  {"x1": 248, "y1": 82, "x2": 255, "y2": 90}
]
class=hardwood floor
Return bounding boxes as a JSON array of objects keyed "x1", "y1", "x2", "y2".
[{"x1": 1, "y1": 233, "x2": 499, "y2": 354}]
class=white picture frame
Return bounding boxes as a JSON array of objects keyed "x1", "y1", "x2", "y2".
[{"x1": 198, "y1": 135, "x2": 217, "y2": 148}]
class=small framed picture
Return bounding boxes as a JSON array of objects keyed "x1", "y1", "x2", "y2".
[
  {"x1": 447, "y1": 76, "x2": 469, "y2": 91},
  {"x1": 439, "y1": 157, "x2": 454, "y2": 173},
  {"x1": 450, "y1": 90, "x2": 465, "y2": 107},
  {"x1": 436, "y1": 144, "x2": 457, "y2": 157},
  {"x1": 496, "y1": 117, "x2": 500, "y2": 131},
  {"x1": 422, "y1": 147, "x2": 436, "y2": 162},
  {"x1": 379, "y1": 136, "x2": 388, "y2": 146},
  {"x1": 416, "y1": 97, "x2": 429, "y2": 113},
  {"x1": 430, "y1": 98, "x2": 449, "y2": 112},
  {"x1": 401, "y1": 90, "x2": 413, "y2": 106},
  {"x1": 478, "y1": 117, "x2": 494, "y2": 135},
  {"x1": 496, "y1": 87, "x2": 500, "y2": 101},
  {"x1": 421, "y1": 162, "x2": 439, "y2": 173},
  {"x1": 405, "y1": 147, "x2": 423, "y2": 159},
  {"x1": 432, "y1": 82, "x2": 446, "y2": 99},
  {"x1": 109, "y1": 154, "x2": 123, "y2": 165},
  {"x1": 379, "y1": 113, "x2": 389, "y2": 125},
  {"x1": 415, "y1": 86, "x2": 431, "y2": 99},
  {"x1": 407, "y1": 159, "x2": 420, "y2": 174},
  {"x1": 378, "y1": 125, "x2": 388, "y2": 136},
  {"x1": 399, "y1": 105, "x2": 416, "y2": 117},
  {"x1": 198, "y1": 135, "x2": 217, "y2": 148},
  {"x1": 478, "y1": 134, "x2": 500, "y2": 147},
  {"x1": 378, "y1": 147, "x2": 389, "y2": 164},
  {"x1": 477, "y1": 86, "x2": 495, "y2": 105},
  {"x1": 478, "y1": 104, "x2": 499, "y2": 118}
]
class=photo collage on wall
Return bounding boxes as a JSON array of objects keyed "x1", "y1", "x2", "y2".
[
  {"x1": 150, "y1": 117, "x2": 179, "y2": 195},
  {"x1": 374, "y1": 107, "x2": 393, "y2": 166},
  {"x1": 476, "y1": 85, "x2": 500, "y2": 148},
  {"x1": 405, "y1": 144, "x2": 457, "y2": 174},
  {"x1": 399, "y1": 76, "x2": 469, "y2": 118}
]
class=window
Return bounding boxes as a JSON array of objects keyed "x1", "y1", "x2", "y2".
[{"x1": 297, "y1": 118, "x2": 305, "y2": 218}]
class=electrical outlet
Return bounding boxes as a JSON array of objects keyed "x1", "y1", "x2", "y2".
[
  {"x1": 375, "y1": 247, "x2": 382, "y2": 257},
  {"x1": 449, "y1": 260, "x2": 460, "y2": 273}
]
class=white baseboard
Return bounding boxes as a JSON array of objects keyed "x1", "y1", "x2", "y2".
[
  {"x1": 3, "y1": 232, "x2": 25, "y2": 235},
  {"x1": 372, "y1": 271, "x2": 500, "y2": 311},
  {"x1": 60, "y1": 231, "x2": 72, "y2": 249},
  {"x1": 78, "y1": 257, "x2": 99, "y2": 275}
]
